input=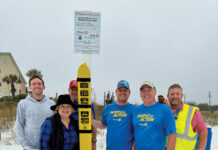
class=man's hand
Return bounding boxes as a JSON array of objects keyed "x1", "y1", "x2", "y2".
[
  {"x1": 92, "y1": 120, "x2": 107, "y2": 129},
  {"x1": 196, "y1": 129, "x2": 208, "y2": 150},
  {"x1": 131, "y1": 140, "x2": 135, "y2": 150},
  {"x1": 92, "y1": 125, "x2": 97, "y2": 150}
]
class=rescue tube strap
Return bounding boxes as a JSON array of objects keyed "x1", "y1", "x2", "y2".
[
  {"x1": 77, "y1": 78, "x2": 91, "y2": 82},
  {"x1": 78, "y1": 105, "x2": 91, "y2": 108},
  {"x1": 79, "y1": 130, "x2": 92, "y2": 133}
]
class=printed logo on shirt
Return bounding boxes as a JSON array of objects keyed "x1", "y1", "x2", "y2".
[
  {"x1": 110, "y1": 111, "x2": 127, "y2": 117},
  {"x1": 110, "y1": 111, "x2": 127, "y2": 122},
  {"x1": 113, "y1": 118, "x2": 122, "y2": 122},
  {"x1": 140, "y1": 123, "x2": 148, "y2": 126},
  {"x1": 137, "y1": 114, "x2": 154, "y2": 126}
]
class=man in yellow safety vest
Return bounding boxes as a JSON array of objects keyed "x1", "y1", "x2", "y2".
[{"x1": 167, "y1": 84, "x2": 208, "y2": 150}]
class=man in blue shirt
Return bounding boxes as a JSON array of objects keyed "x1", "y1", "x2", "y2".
[
  {"x1": 68, "y1": 80, "x2": 97, "y2": 150},
  {"x1": 132, "y1": 81, "x2": 176, "y2": 150},
  {"x1": 93, "y1": 80, "x2": 134, "y2": 150}
]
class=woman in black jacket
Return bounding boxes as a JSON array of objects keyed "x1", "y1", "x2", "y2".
[{"x1": 39, "y1": 94, "x2": 79, "y2": 150}]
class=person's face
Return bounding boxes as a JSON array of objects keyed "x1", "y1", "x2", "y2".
[
  {"x1": 68, "y1": 87, "x2": 78, "y2": 101},
  {"x1": 57, "y1": 104, "x2": 73, "y2": 118},
  {"x1": 167, "y1": 88, "x2": 183, "y2": 107},
  {"x1": 116, "y1": 87, "x2": 130, "y2": 104},
  {"x1": 29, "y1": 78, "x2": 45, "y2": 96},
  {"x1": 140, "y1": 85, "x2": 156, "y2": 104}
]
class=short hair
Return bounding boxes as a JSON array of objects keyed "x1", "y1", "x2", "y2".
[
  {"x1": 29, "y1": 75, "x2": 44, "y2": 86},
  {"x1": 168, "y1": 84, "x2": 183, "y2": 93}
]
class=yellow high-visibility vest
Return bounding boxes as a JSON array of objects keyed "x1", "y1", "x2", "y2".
[{"x1": 175, "y1": 104, "x2": 199, "y2": 150}]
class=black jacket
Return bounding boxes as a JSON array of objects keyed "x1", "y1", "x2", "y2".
[{"x1": 47, "y1": 113, "x2": 79, "y2": 150}]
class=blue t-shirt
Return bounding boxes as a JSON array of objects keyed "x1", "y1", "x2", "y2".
[
  {"x1": 101, "y1": 102, "x2": 135, "y2": 150},
  {"x1": 132, "y1": 102, "x2": 176, "y2": 150},
  {"x1": 71, "y1": 101, "x2": 96, "y2": 120}
]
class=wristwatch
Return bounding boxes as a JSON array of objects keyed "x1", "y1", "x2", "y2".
[{"x1": 92, "y1": 138, "x2": 97, "y2": 143}]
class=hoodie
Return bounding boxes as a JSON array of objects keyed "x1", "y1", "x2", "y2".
[{"x1": 15, "y1": 94, "x2": 55, "y2": 150}]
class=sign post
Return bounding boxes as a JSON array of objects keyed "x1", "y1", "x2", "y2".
[{"x1": 74, "y1": 11, "x2": 101, "y2": 150}]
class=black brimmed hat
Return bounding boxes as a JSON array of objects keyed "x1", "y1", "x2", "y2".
[{"x1": 50, "y1": 94, "x2": 77, "y2": 111}]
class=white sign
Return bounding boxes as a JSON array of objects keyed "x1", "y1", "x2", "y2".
[{"x1": 74, "y1": 11, "x2": 101, "y2": 54}]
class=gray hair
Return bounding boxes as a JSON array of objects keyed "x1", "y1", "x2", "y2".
[{"x1": 168, "y1": 84, "x2": 183, "y2": 93}]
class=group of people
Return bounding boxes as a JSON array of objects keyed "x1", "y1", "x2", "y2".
[
  {"x1": 15, "y1": 75, "x2": 208, "y2": 150},
  {"x1": 15, "y1": 76, "x2": 97, "y2": 150},
  {"x1": 93, "y1": 80, "x2": 208, "y2": 150}
]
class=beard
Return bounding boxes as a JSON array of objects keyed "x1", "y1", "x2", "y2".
[
  {"x1": 170, "y1": 98, "x2": 181, "y2": 106},
  {"x1": 117, "y1": 99, "x2": 128, "y2": 104}
]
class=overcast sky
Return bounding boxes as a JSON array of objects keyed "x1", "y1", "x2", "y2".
[{"x1": 1, "y1": 0, "x2": 218, "y2": 105}]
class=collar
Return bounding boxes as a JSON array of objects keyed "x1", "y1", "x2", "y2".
[{"x1": 171, "y1": 102, "x2": 184, "y2": 114}]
